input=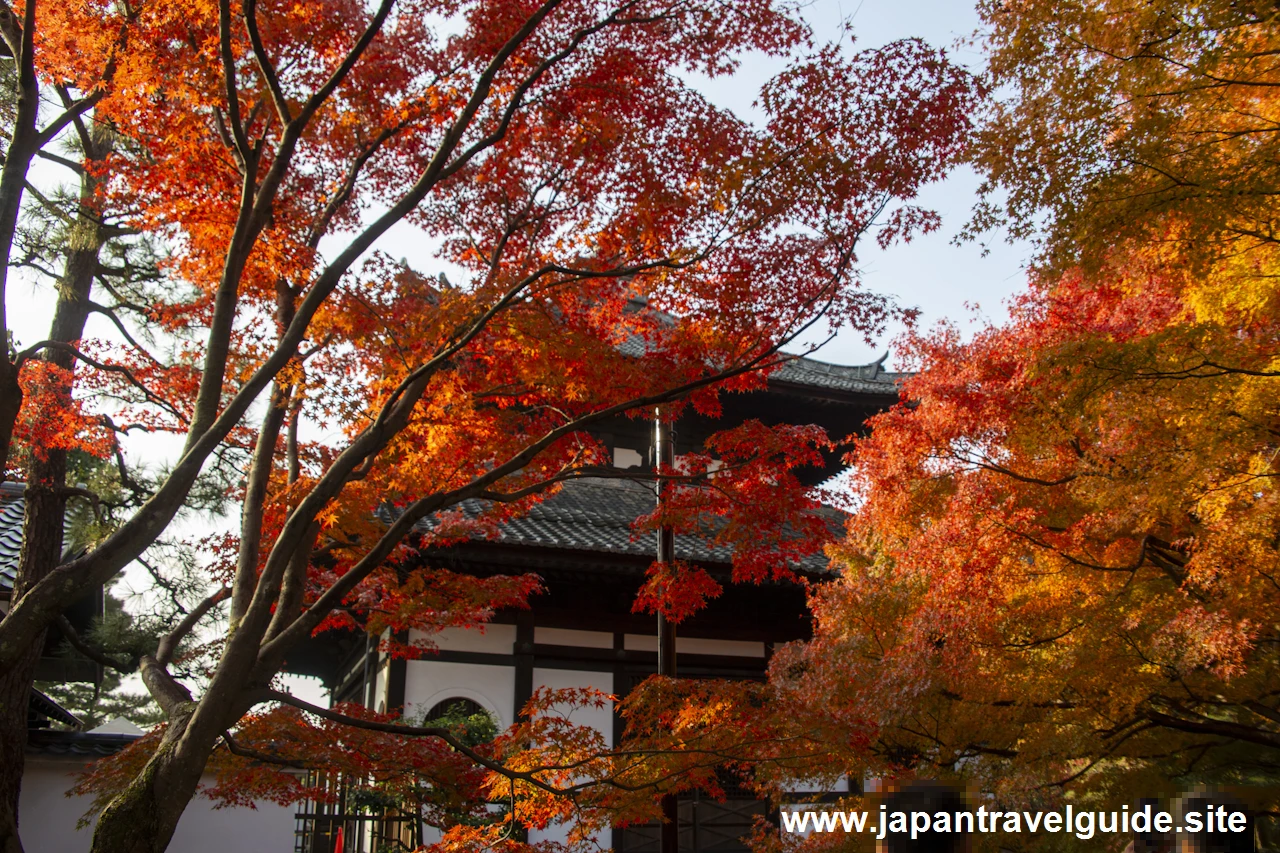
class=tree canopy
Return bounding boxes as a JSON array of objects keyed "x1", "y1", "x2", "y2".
[{"x1": 769, "y1": 2, "x2": 1280, "y2": 847}]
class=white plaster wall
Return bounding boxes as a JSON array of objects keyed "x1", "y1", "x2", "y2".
[
  {"x1": 527, "y1": 668, "x2": 614, "y2": 848},
  {"x1": 404, "y1": 659, "x2": 516, "y2": 728},
  {"x1": 411, "y1": 624, "x2": 516, "y2": 654},
  {"x1": 534, "y1": 627, "x2": 612, "y2": 649},
  {"x1": 373, "y1": 655, "x2": 390, "y2": 713},
  {"x1": 20, "y1": 759, "x2": 297, "y2": 853},
  {"x1": 531, "y1": 668, "x2": 614, "y2": 743},
  {"x1": 612, "y1": 447, "x2": 643, "y2": 468},
  {"x1": 624, "y1": 634, "x2": 765, "y2": 657}
]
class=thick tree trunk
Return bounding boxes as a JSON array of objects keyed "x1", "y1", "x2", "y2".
[
  {"x1": 90, "y1": 649, "x2": 243, "y2": 853},
  {"x1": 0, "y1": 127, "x2": 109, "y2": 853},
  {"x1": 0, "y1": 638, "x2": 43, "y2": 853},
  {"x1": 89, "y1": 711, "x2": 213, "y2": 853},
  {"x1": 0, "y1": 482, "x2": 64, "y2": 853}
]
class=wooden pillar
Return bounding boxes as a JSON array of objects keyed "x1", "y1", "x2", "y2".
[
  {"x1": 654, "y1": 412, "x2": 679, "y2": 853},
  {"x1": 514, "y1": 610, "x2": 535, "y2": 721}
]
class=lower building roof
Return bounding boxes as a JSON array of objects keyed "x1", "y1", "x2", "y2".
[{"x1": 410, "y1": 476, "x2": 843, "y2": 574}]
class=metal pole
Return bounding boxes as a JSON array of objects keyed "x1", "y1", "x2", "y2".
[{"x1": 654, "y1": 411, "x2": 679, "y2": 853}]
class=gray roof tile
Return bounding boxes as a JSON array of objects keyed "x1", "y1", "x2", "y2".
[
  {"x1": 29, "y1": 688, "x2": 84, "y2": 729},
  {"x1": 414, "y1": 477, "x2": 841, "y2": 573},
  {"x1": 0, "y1": 482, "x2": 24, "y2": 593},
  {"x1": 27, "y1": 730, "x2": 139, "y2": 758},
  {"x1": 0, "y1": 482, "x2": 84, "y2": 594},
  {"x1": 770, "y1": 353, "x2": 905, "y2": 395}
]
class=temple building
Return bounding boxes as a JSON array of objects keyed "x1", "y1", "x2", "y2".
[{"x1": 286, "y1": 353, "x2": 902, "y2": 853}]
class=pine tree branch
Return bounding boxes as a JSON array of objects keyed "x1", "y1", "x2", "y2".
[
  {"x1": 54, "y1": 614, "x2": 138, "y2": 674},
  {"x1": 157, "y1": 587, "x2": 230, "y2": 667}
]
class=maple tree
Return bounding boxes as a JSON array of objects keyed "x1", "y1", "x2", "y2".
[
  {"x1": 967, "y1": 0, "x2": 1280, "y2": 321},
  {"x1": 757, "y1": 2, "x2": 1280, "y2": 849},
  {"x1": 773, "y1": 264, "x2": 1279, "y2": 847},
  {"x1": 0, "y1": 1, "x2": 980, "y2": 851}
]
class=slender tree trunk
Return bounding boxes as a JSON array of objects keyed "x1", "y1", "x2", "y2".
[
  {"x1": 0, "y1": 127, "x2": 109, "y2": 853},
  {"x1": 0, "y1": 360, "x2": 19, "y2": 487},
  {"x1": 0, "y1": 0, "x2": 40, "y2": 482}
]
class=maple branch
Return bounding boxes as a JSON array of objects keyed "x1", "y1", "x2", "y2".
[
  {"x1": 258, "y1": 338, "x2": 825, "y2": 668},
  {"x1": 1044, "y1": 721, "x2": 1159, "y2": 788},
  {"x1": 35, "y1": 90, "x2": 105, "y2": 152},
  {"x1": 211, "y1": 107, "x2": 246, "y2": 173},
  {"x1": 305, "y1": 121, "x2": 407, "y2": 249},
  {"x1": 230, "y1": 383, "x2": 292, "y2": 627},
  {"x1": 436, "y1": 1, "x2": 637, "y2": 183},
  {"x1": 51, "y1": 85, "x2": 95, "y2": 154},
  {"x1": 263, "y1": 522, "x2": 317, "y2": 644},
  {"x1": 252, "y1": 690, "x2": 806, "y2": 798},
  {"x1": 293, "y1": 0, "x2": 395, "y2": 130},
  {"x1": 13, "y1": 340, "x2": 186, "y2": 422},
  {"x1": 1244, "y1": 701, "x2": 1280, "y2": 728},
  {"x1": 252, "y1": 260, "x2": 682, "y2": 641},
  {"x1": 996, "y1": 521, "x2": 1154, "y2": 575},
  {"x1": 217, "y1": 0, "x2": 250, "y2": 160},
  {"x1": 965, "y1": 456, "x2": 1105, "y2": 487},
  {"x1": 87, "y1": 301, "x2": 166, "y2": 367},
  {"x1": 112, "y1": 5, "x2": 584, "y2": 628},
  {"x1": 379, "y1": 0, "x2": 567, "y2": 212},
  {"x1": 259, "y1": 239, "x2": 852, "y2": 664},
  {"x1": 253, "y1": 689, "x2": 571, "y2": 796},
  {"x1": 242, "y1": 0, "x2": 291, "y2": 125},
  {"x1": 139, "y1": 654, "x2": 195, "y2": 718},
  {"x1": 1144, "y1": 708, "x2": 1280, "y2": 749},
  {"x1": 220, "y1": 731, "x2": 307, "y2": 769},
  {"x1": 229, "y1": 0, "x2": 398, "y2": 252},
  {"x1": 157, "y1": 587, "x2": 230, "y2": 668},
  {"x1": 237, "y1": 374, "x2": 433, "y2": 662},
  {"x1": 37, "y1": 0, "x2": 558, "y2": 630},
  {"x1": 1126, "y1": 359, "x2": 1280, "y2": 379}
]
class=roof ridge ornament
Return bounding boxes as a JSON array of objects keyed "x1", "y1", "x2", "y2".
[{"x1": 868, "y1": 351, "x2": 889, "y2": 379}]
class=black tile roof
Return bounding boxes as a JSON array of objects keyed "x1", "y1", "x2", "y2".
[
  {"x1": 26, "y1": 730, "x2": 139, "y2": 758},
  {"x1": 413, "y1": 477, "x2": 842, "y2": 573},
  {"x1": 0, "y1": 481, "x2": 88, "y2": 594},
  {"x1": 29, "y1": 687, "x2": 83, "y2": 729},
  {"x1": 770, "y1": 352, "x2": 905, "y2": 395},
  {"x1": 0, "y1": 482, "x2": 24, "y2": 593},
  {"x1": 617, "y1": 332, "x2": 903, "y2": 399},
  {"x1": 616, "y1": 295, "x2": 904, "y2": 397}
]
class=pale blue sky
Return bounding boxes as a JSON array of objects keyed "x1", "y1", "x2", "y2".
[{"x1": 764, "y1": 0, "x2": 1030, "y2": 366}]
